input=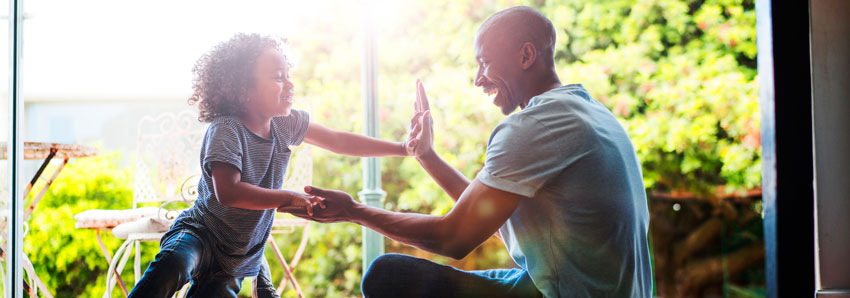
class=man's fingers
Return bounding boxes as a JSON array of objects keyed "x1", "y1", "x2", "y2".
[
  {"x1": 418, "y1": 80, "x2": 431, "y2": 111},
  {"x1": 424, "y1": 110, "x2": 433, "y2": 129},
  {"x1": 305, "y1": 185, "x2": 329, "y2": 197},
  {"x1": 415, "y1": 79, "x2": 422, "y2": 113}
]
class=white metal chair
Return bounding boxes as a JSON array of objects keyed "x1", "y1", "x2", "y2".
[{"x1": 74, "y1": 110, "x2": 206, "y2": 297}]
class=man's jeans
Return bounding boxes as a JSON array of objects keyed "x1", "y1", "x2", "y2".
[
  {"x1": 127, "y1": 224, "x2": 279, "y2": 298},
  {"x1": 362, "y1": 253, "x2": 543, "y2": 298}
]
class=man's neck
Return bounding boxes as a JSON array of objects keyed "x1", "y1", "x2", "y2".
[{"x1": 520, "y1": 76, "x2": 562, "y2": 109}]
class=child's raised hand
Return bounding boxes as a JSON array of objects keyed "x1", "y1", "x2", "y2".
[{"x1": 278, "y1": 192, "x2": 326, "y2": 216}]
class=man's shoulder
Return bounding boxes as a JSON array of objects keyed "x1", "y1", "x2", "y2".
[{"x1": 525, "y1": 84, "x2": 591, "y2": 112}]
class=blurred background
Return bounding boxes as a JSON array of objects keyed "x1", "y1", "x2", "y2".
[{"x1": 0, "y1": 0, "x2": 762, "y2": 297}]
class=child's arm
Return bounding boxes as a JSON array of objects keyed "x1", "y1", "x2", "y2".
[
  {"x1": 303, "y1": 122, "x2": 413, "y2": 157},
  {"x1": 209, "y1": 161, "x2": 324, "y2": 214}
]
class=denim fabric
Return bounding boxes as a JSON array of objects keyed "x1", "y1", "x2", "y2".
[
  {"x1": 127, "y1": 223, "x2": 280, "y2": 298},
  {"x1": 362, "y1": 254, "x2": 543, "y2": 298}
]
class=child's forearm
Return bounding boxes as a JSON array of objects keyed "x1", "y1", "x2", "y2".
[
  {"x1": 215, "y1": 180, "x2": 296, "y2": 210},
  {"x1": 304, "y1": 122, "x2": 407, "y2": 157},
  {"x1": 314, "y1": 130, "x2": 406, "y2": 157}
]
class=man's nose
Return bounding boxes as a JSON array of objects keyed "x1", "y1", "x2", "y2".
[{"x1": 473, "y1": 73, "x2": 484, "y2": 87}]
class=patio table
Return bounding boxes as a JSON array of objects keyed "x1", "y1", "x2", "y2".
[{"x1": 0, "y1": 141, "x2": 97, "y2": 298}]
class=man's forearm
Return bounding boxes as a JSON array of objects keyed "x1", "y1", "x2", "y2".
[
  {"x1": 348, "y1": 203, "x2": 468, "y2": 258},
  {"x1": 416, "y1": 150, "x2": 470, "y2": 201}
]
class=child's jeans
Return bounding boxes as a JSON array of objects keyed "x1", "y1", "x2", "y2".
[
  {"x1": 361, "y1": 253, "x2": 543, "y2": 298},
  {"x1": 127, "y1": 222, "x2": 279, "y2": 298}
]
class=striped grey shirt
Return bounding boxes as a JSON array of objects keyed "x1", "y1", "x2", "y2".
[{"x1": 181, "y1": 110, "x2": 309, "y2": 277}]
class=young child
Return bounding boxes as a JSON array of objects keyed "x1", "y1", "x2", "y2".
[{"x1": 128, "y1": 33, "x2": 418, "y2": 298}]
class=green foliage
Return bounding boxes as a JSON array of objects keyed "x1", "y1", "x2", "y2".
[
  {"x1": 23, "y1": 151, "x2": 157, "y2": 298},
  {"x1": 543, "y1": 0, "x2": 760, "y2": 195}
]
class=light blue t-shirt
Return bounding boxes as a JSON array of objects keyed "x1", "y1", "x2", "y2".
[{"x1": 475, "y1": 84, "x2": 653, "y2": 297}]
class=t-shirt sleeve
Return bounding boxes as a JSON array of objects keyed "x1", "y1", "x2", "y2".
[
  {"x1": 202, "y1": 120, "x2": 244, "y2": 174},
  {"x1": 475, "y1": 114, "x2": 578, "y2": 197},
  {"x1": 277, "y1": 109, "x2": 310, "y2": 146}
]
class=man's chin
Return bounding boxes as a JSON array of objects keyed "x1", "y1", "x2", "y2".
[{"x1": 498, "y1": 103, "x2": 518, "y2": 115}]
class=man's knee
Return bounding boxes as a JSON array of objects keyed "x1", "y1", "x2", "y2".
[
  {"x1": 362, "y1": 254, "x2": 414, "y2": 296},
  {"x1": 364, "y1": 254, "x2": 407, "y2": 280}
]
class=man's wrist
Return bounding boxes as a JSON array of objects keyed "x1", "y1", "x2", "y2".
[
  {"x1": 347, "y1": 202, "x2": 369, "y2": 225},
  {"x1": 415, "y1": 148, "x2": 438, "y2": 164}
]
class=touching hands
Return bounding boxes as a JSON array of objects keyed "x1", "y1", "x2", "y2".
[
  {"x1": 404, "y1": 79, "x2": 434, "y2": 158},
  {"x1": 278, "y1": 192, "x2": 325, "y2": 216},
  {"x1": 279, "y1": 186, "x2": 358, "y2": 223}
]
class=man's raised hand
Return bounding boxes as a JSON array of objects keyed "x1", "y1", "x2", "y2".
[{"x1": 408, "y1": 79, "x2": 434, "y2": 159}]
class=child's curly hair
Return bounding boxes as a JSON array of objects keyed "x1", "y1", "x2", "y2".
[{"x1": 188, "y1": 33, "x2": 290, "y2": 122}]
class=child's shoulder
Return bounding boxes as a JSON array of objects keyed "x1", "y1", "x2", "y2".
[
  {"x1": 209, "y1": 115, "x2": 243, "y2": 126},
  {"x1": 271, "y1": 109, "x2": 309, "y2": 127},
  {"x1": 206, "y1": 115, "x2": 245, "y2": 135}
]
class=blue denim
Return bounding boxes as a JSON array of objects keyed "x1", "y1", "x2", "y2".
[
  {"x1": 127, "y1": 223, "x2": 280, "y2": 298},
  {"x1": 362, "y1": 253, "x2": 543, "y2": 298}
]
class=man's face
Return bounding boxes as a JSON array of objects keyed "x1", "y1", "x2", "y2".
[
  {"x1": 248, "y1": 48, "x2": 295, "y2": 118},
  {"x1": 473, "y1": 32, "x2": 522, "y2": 115}
]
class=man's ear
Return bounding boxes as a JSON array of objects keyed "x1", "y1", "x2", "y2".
[{"x1": 519, "y1": 42, "x2": 536, "y2": 70}]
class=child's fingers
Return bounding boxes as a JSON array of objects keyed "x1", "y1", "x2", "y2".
[
  {"x1": 409, "y1": 111, "x2": 422, "y2": 130},
  {"x1": 306, "y1": 203, "x2": 314, "y2": 216},
  {"x1": 278, "y1": 206, "x2": 306, "y2": 214},
  {"x1": 410, "y1": 121, "x2": 422, "y2": 137}
]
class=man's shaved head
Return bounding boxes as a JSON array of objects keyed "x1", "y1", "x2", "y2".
[{"x1": 477, "y1": 6, "x2": 557, "y2": 66}]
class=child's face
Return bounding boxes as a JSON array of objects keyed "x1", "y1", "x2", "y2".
[{"x1": 247, "y1": 48, "x2": 294, "y2": 118}]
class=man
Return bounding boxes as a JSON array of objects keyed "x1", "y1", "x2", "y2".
[{"x1": 286, "y1": 6, "x2": 653, "y2": 298}]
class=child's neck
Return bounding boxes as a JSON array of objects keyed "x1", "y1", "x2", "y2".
[{"x1": 239, "y1": 114, "x2": 273, "y2": 139}]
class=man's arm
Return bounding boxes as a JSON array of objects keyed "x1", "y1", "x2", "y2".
[
  {"x1": 416, "y1": 149, "x2": 470, "y2": 202},
  {"x1": 294, "y1": 179, "x2": 520, "y2": 259},
  {"x1": 409, "y1": 80, "x2": 469, "y2": 201},
  {"x1": 210, "y1": 161, "x2": 323, "y2": 214}
]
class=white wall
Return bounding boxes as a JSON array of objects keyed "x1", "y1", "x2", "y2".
[{"x1": 811, "y1": 0, "x2": 850, "y2": 296}]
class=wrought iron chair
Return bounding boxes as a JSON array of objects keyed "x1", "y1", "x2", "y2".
[{"x1": 74, "y1": 110, "x2": 205, "y2": 297}]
